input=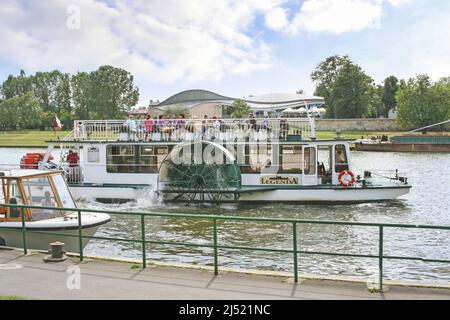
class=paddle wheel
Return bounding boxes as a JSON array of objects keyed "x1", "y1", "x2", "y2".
[{"x1": 158, "y1": 141, "x2": 241, "y2": 203}]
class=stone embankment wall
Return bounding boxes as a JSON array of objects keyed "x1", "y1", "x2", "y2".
[{"x1": 315, "y1": 119, "x2": 401, "y2": 131}]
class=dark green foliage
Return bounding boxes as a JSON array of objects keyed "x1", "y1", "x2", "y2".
[
  {"x1": 229, "y1": 99, "x2": 252, "y2": 118},
  {"x1": 312, "y1": 56, "x2": 373, "y2": 119},
  {"x1": 396, "y1": 75, "x2": 450, "y2": 129},
  {"x1": 332, "y1": 63, "x2": 374, "y2": 118},
  {"x1": 0, "y1": 92, "x2": 42, "y2": 129},
  {"x1": 0, "y1": 66, "x2": 140, "y2": 129},
  {"x1": 381, "y1": 76, "x2": 399, "y2": 117}
]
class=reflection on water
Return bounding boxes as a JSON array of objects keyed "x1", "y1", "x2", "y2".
[{"x1": 2, "y1": 148, "x2": 450, "y2": 283}]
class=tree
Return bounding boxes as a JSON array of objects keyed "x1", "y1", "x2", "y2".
[
  {"x1": 90, "y1": 66, "x2": 139, "y2": 119},
  {"x1": 331, "y1": 63, "x2": 374, "y2": 118},
  {"x1": 367, "y1": 84, "x2": 383, "y2": 118},
  {"x1": 0, "y1": 92, "x2": 42, "y2": 129},
  {"x1": 56, "y1": 72, "x2": 72, "y2": 113},
  {"x1": 71, "y1": 72, "x2": 94, "y2": 120},
  {"x1": 396, "y1": 74, "x2": 450, "y2": 129},
  {"x1": 381, "y1": 76, "x2": 399, "y2": 117},
  {"x1": 311, "y1": 55, "x2": 352, "y2": 118},
  {"x1": 229, "y1": 100, "x2": 252, "y2": 118},
  {"x1": 163, "y1": 105, "x2": 191, "y2": 118},
  {"x1": 30, "y1": 70, "x2": 66, "y2": 113},
  {"x1": 0, "y1": 66, "x2": 140, "y2": 128},
  {"x1": 1, "y1": 70, "x2": 32, "y2": 99},
  {"x1": 438, "y1": 76, "x2": 450, "y2": 85}
]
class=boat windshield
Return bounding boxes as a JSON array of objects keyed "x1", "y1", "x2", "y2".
[
  {"x1": 0, "y1": 179, "x2": 26, "y2": 220},
  {"x1": 52, "y1": 174, "x2": 75, "y2": 209},
  {"x1": 21, "y1": 175, "x2": 66, "y2": 221}
]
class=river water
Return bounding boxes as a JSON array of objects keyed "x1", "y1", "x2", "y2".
[{"x1": 1, "y1": 148, "x2": 449, "y2": 283}]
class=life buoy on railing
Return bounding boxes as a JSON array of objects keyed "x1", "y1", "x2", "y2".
[{"x1": 338, "y1": 170, "x2": 356, "y2": 187}]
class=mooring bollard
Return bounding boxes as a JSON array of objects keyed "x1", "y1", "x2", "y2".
[{"x1": 43, "y1": 241, "x2": 67, "y2": 262}]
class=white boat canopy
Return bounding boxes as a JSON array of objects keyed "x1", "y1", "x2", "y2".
[{"x1": 281, "y1": 107, "x2": 296, "y2": 113}]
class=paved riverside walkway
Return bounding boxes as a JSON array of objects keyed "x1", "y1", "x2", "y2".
[{"x1": 0, "y1": 249, "x2": 449, "y2": 300}]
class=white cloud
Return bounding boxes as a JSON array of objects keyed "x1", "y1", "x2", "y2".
[
  {"x1": 386, "y1": 0, "x2": 411, "y2": 7},
  {"x1": 265, "y1": 7, "x2": 289, "y2": 31},
  {"x1": 0, "y1": 0, "x2": 413, "y2": 88},
  {"x1": 0, "y1": 0, "x2": 284, "y2": 84},
  {"x1": 287, "y1": 0, "x2": 411, "y2": 35}
]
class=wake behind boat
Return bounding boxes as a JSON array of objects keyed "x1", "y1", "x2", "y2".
[{"x1": 0, "y1": 169, "x2": 110, "y2": 252}]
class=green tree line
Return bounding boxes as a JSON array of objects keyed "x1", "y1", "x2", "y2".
[
  {"x1": 311, "y1": 55, "x2": 450, "y2": 129},
  {"x1": 0, "y1": 66, "x2": 139, "y2": 130}
]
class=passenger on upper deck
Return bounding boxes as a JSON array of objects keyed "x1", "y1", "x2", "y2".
[
  {"x1": 126, "y1": 115, "x2": 137, "y2": 141},
  {"x1": 280, "y1": 118, "x2": 289, "y2": 140},
  {"x1": 144, "y1": 115, "x2": 154, "y2": 141},
  {"x1": 136, "y1": 115, "x2": 145, "y2": 141},
  {"x1": 157, "y1": 115, "x2": 166, "y2": 141},
  {"x1": 202, "y1": 115, "x2": 209, "y2": 140}
]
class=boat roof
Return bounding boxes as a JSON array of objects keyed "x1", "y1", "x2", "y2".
[{"x1": 0, "y1": 169, "x2": 62, "y2": 179}]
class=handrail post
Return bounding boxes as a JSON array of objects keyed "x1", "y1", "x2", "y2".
[
  {"x1": 141, "y1": 214, "x2": 147, "y2": 268},
  {"x1": 379, "y1": 226, "x2": 384, "y2": 292},
  {"x1": 21, "y1": 206, "x2": 27, "y2": 255},
  {"x1": 213, "y1": 218, "x2": 218, "y2": 276},
  {"x1": 77, "y1": 210, "x2": 83, "y2": 261},
  {"x1": 293, "y1": 222, "x2": 298, "y2": 283}
]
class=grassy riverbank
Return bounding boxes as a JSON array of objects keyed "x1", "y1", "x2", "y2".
[
  {"x1": 0, "y1": 130, "x2": 448, "y2": 147},
  {"x1": 0, "y1": 295, "x2": 29, "y2": 300},
  {"x1": 315, "y1": 131, "x2": 406, "y2": 140},
  {"x1": 0, "y1": 131, "x2": 70, "y2": 147}
]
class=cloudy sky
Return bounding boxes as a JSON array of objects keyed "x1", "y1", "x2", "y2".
[{"x1": 0, "y1": 0, "x2": 449, "y2": 105}]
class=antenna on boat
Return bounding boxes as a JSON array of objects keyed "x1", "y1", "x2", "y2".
[
  {"x1": 304, "y1": 100, "x2": 317, "y2": 139},
  {"x1": 405, "y1": 119, "x2": 450, "y2": 135}
]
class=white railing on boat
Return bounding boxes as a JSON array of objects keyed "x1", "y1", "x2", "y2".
[{"x1": 63, "y1": 118, "x2": 316, "y2": 142}]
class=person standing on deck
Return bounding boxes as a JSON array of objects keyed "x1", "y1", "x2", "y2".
[
  {"x1": 126, "y1": 115, "x2": 137, "y2": 141},
  {"x1": 157, "y1": 115, "x2": 166, "y2": 141},
  {"x1": 144, "y1": 115, "x2": 154, "y2": 141},
  {"x1": 177, "y1": 114, "x2": 186, "y2": 141},
  {"x1": 212, "y1": 116, "x2": 220, "y2": 140},
  {"x1": 194, "y1": 117, "x2": 203, "y2": 140}
]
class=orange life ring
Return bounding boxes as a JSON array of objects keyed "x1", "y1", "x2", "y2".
[{"x1": 338, "y1": 170, "x2": 355, "y2": 187}]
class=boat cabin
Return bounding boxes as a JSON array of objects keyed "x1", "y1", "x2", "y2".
[{"x1": 0, "y1": 170, "x2": 76, "y2": 222}]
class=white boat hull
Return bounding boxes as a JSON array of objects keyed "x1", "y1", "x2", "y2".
[
  {"x1": 69, "y1": 184, "x2": 411, "y2": 203},
  {"x1": 0, "y1": 213, "x2": 110, "y2": 253},
  {"x1": 239, "y1": 186, "x2": 411, "y2": 202}
]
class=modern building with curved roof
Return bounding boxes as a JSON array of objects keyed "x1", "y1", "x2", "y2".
[{"x1": 137, "y1": 89, "x2": 324, "y2": 118}]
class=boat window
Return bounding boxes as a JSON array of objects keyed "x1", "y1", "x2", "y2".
[
  {"x1": 21, "y1": 177, "x2": 62, "y2": 221},
  {"x1": 334, "y1": 144, "x2": 349, "y2": 173},
  {"x1": 139, "y1": 146, "x2": 158, "y2": 173},
  {"x1": 241, "y1": 144, "x2": 273, "y2": 174},
  {"x1": 107, "y1": 145, "x2": 168, "y2": 174},
  {"x1": 8, "y1": 181, "x2": 25, "y2": 219},
  {"x1": 318, "y1": 145, "x2": 332, "y2": 184},
  {"x1": 51, "y1": 174, "x2": 75, "y2": 209},
  {"x1": 303, "y1": 147, "x2": 316, "y2": 175},
  {"x1": 107, "y1": 145, "x2": 136, "y2": 173},
  {"x1": 280, "y1": 145, "x2": 302, "y2": 174}
]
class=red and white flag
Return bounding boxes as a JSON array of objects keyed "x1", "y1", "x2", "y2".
[{"x1": 55, "y1": 114, "x2": 62, "y2": 131}]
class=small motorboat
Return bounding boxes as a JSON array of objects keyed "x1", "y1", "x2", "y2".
[{"x1": 0, "y1": 169, "x2": 110, "y2": 252}]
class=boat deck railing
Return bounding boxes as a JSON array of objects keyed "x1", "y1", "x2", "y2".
[
  {"x1": 1, "y1": 202, "x2": 449, "y2": 292},
  {"x1": 61, "y1": 118, "x2": 315, "y2": 142}
]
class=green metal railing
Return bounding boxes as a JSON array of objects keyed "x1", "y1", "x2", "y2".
[{"x1": 1, "y1": 203, "x2": 449, "y2": 292}]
